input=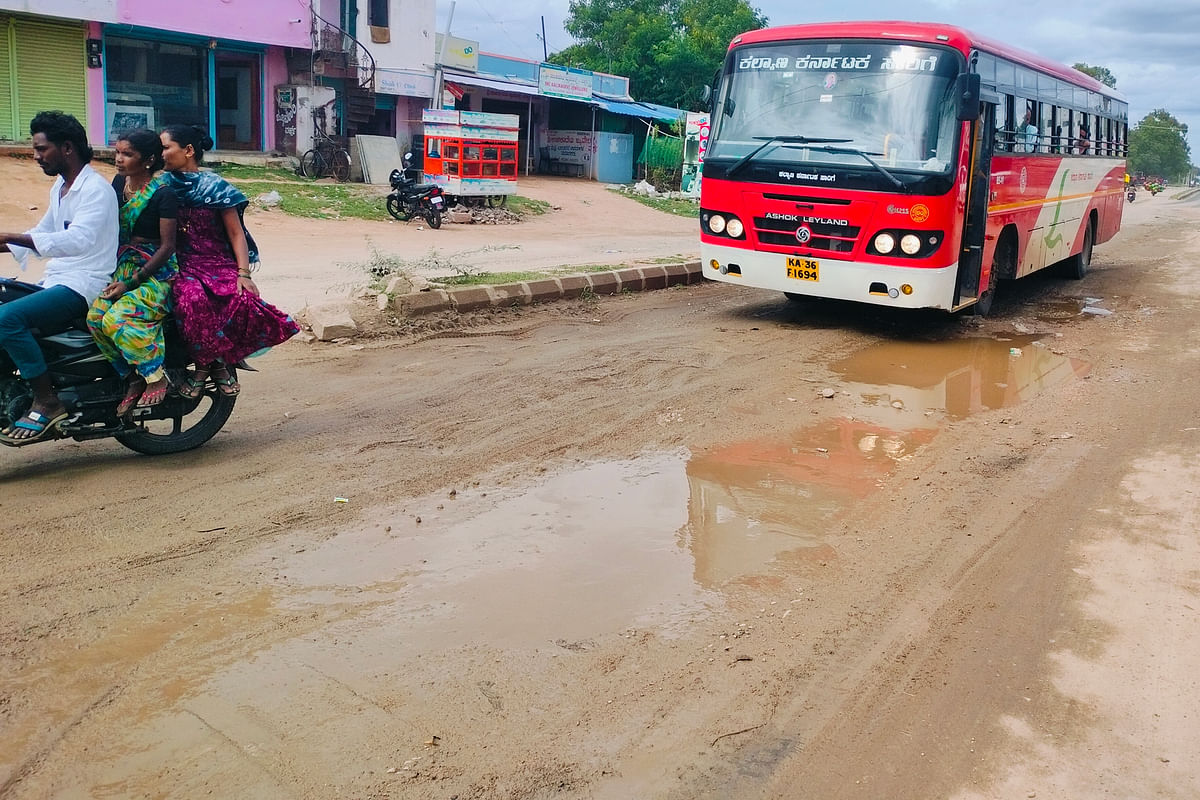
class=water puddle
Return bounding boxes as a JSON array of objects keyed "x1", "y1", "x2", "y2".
[
  {"x1": 830, "y1": 336, "x2": 1091, "y2": 420},
  {"x1": 1035, "y1": 297, "x2": 1113, "y2": 322},
  {"x1": 685, "y1": 419, "x2": 933, "y2": 587},
  {"x1": 267, "y1": 453, "x2": 713, "y2": 652}
]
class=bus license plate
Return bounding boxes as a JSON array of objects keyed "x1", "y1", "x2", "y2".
[{"x1": 786, "y1": 257, "x2": 819, "y2": 281}]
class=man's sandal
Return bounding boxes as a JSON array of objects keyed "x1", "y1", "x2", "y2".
[{"x1": 0, "y1": 409, "x2": 69, "y2": 446}]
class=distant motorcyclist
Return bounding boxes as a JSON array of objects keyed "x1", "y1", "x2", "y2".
[{"x1": 0, "y1": 111, "x2": 118, "y2": 444}]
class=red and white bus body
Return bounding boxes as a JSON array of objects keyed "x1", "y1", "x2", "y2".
[{"x1": 700, "y1": 21, "x2": 1128, "y2": 312}]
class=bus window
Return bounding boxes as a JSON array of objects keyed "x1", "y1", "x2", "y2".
[
  {"x1": 995, "y1": 96, "x2": 1012, "y2": 152},
  {"x1": 1017, "y1": 100, "x2": 1039, "y2": 153},
  {"x1": 1050, "y1": 107, "x2": 1065, "y2": 153}
]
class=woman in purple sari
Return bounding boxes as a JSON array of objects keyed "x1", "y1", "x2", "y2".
[{"x1": 159, "y1": 125, "x2": 298, "y2": 397}]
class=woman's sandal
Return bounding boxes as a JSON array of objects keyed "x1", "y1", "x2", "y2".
[
  {"x1": 211, "y1": 366, "x2": 241, "y2": 397},
  {"x1": 177, "y1": 370, "x2": 208, "y2": 400},
  {"x1": 137, "y1": 379, "x2": 170, "y2": 408},
  {"x1": 116, "y1": 379, "x2": 146, "y2": 416}
]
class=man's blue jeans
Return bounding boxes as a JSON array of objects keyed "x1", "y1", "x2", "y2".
[{"x1": 0, "y1": 285, "x2": 87, "y2": 381}]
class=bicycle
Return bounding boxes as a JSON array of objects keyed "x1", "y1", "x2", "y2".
[{"x1": 299, "y1": 128, "x2": 352, "y2": 182}]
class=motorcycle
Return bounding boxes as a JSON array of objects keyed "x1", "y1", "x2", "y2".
[
  {"x1": 0, "y1": 277, "x2": 237, "y2": 454},
  {"x1": 1127, "y1": 188, "x2": 1136, "y2": 203},
  {"x1": 385, "y1": 153, "x2": 445, "y2": 229}
]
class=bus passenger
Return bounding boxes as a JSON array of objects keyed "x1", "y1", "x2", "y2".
[
  {"x1": 1017, "y1": 106, "x2": 1039, "y2": 153},
  {"x1": 1076, "y1": 124, "x2": 1090, "y2": 155}
]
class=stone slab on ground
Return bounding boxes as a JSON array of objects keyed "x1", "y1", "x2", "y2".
[{"x1": 303, "y1": 302, "x2": 360, "y2": 341}]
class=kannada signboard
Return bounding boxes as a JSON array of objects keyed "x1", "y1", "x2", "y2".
[
  {"x1": 539, "y1": 63, "x2": 593, "y2": 101},
  {"x1": 546, "y1": 130, "x2": 594, "y2": 165}
]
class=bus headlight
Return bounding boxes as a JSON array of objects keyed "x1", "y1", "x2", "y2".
[
  {"x1": 900, "y1": 234, "x2": 922, "y2": 255},
  {"x1": 708, "y1": 214, "x2": 727, "y2": 234},
  {"x1": 873, "y1": 233, "x2": 896, "y2": 254},
  {"x1": 726, "y1": 217, "x2": 744, "y2": 238}
]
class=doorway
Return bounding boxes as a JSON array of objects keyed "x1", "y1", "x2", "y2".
[{"x1": 215, "y1": 54, "x2": 261, "y2": 151}]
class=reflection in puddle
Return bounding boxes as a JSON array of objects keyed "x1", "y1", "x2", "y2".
[
  {"x1": 830, "y1": 336, "x2": 1091, "y2": 420},
  {"x1": 686, "y1": 420, "x2": 933, "y2": 587}
]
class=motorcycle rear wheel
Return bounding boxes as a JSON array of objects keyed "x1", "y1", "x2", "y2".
[
  {"x1": 386, "y1": 195, "x2": 409, "y2": 221},
  {"x1": 425, "y1": 207, "x2": 443, "y2": 229},
  {"x1": 115, "y1": 371, "x2": 237, "y2": 455}
]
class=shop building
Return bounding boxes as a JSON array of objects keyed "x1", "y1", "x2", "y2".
[
  {"x1": 429, "y1": 45, "x2": 683, "y2": 181},
  {"x1": 0, "y1": 0, "x2": 433, "y2": 153},
  {"x1": 0, "y1": 0, "x2": 679, "y2": 183}
]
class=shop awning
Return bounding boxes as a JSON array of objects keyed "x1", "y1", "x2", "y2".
[
  {"x1": 590, "y1": 96, "x2": 684, "y2": 123},
  {"x1": 445, "y1": 72, "x2": 540, "y2": 97}
]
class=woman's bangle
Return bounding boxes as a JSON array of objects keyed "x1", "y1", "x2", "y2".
[{"x1": 238, "y1": 271, "x2": 252, "y2": 278}]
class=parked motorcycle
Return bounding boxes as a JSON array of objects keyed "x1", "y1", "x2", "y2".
[
  {"x1": 386, "y1": 153, "x2": 445, "y2": 229},
  {"x1": 0, "y1": 277, "x2": 237, "y2": 454}
]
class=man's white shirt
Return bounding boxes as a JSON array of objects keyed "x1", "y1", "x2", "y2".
[{"x1": 8, "y1": 164, "x2": 118, "y2": 303}]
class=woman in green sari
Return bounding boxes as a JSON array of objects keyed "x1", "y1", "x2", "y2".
[{"x1": 87, "y1": 128, "x2": 178, "y2": 414}]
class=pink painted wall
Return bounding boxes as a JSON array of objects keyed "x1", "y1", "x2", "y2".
[
  {"x1": 86, "y1": 20, "x2": 107, "y2": 145},
  {"x1": 115, "y1": 0, "x2": 311, "y2": 48},
  {"x1": 263, "y1": 48, "x2": 290, "y2": 151}
]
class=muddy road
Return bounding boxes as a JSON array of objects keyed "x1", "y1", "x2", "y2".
[{"x1": 3, "y1": 196, "x2": 1200, "y2": 799}]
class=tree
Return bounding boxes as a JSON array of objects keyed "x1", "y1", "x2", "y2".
[
  {"x1": 1129, "y1": 109, "x2": 1191, "y2": 181},
  {"x1": 551, "y1": 0, "x2": 768, "y2": 110},
  {"x1": 1072, "y1": 62, "x2": 1117, "y2": 89}
]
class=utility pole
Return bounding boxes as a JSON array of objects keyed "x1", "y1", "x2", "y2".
[
  {"x1": 541, "y1": 16, "x2": 548, "y2": 61},
  {"x1": 431, "y1": 0, "x2": 456, "y2": 109}
]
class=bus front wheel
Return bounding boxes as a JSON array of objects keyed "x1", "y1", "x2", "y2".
[
  {"x1": 1063, "y1": 221, "x2": 1093, "y2": 280},
  {"x1": 975, "y1": 234, "x2": 1013, "y2": 317}
]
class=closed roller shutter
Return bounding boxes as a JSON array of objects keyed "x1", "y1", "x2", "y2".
[
  {"x1": 0, "y1": 17, "x2": 13, "y2": 140},
  {"x1": 13, "y1": 17, "x2": 86, "y2": 136}
]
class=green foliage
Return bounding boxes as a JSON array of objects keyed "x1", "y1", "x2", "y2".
[
  {"x1": 552, "y1": 0, "x2": 768, "y2": 109},
  {"x1": 610, "y1": 188, "x2": 699, "y2": 217},
  {"x1": 1072, "y1": 62, "x2": 1117, "y2": 89},
  {"x1": 505, "y1": 195, "x2": 552, "y2": 216},
  {"x1": 1129, "y1": 109, "x2": 1192, "y2": 181}
]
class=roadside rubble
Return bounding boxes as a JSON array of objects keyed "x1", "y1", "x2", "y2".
[{"x1": 447, "y1": 205, "x2": 522, "y2": 225}]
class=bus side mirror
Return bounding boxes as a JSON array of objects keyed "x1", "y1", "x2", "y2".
[
  {"x1": 956, "y1": 73, "x2": 982, "y2": 121},
  {"x1": 701, "y1": 85, "x2": 712, "y2": 105}
]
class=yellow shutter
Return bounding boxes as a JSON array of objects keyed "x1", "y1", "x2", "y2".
[
  {"x1": 13, "y1": 17, "x2": 86, "y2": 135},
  {"x1": 0, "y1": 16, "x2": 14, "y2": 140}
]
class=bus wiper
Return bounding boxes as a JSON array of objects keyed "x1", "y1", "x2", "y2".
[
  {"x1": 805, "y1": 145, "x2": 908, "y2": 192},
  {"x1": 726, "y1": 135, "x2": 854, "y2": 178}
]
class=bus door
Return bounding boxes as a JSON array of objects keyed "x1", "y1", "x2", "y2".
[{"x1": 955, "y1": 100, "x2": 997, "y2": 307}]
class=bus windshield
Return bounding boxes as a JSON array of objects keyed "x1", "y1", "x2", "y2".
[{"x1": 709, "y1": 41, "x2": 963, "y2": 176}]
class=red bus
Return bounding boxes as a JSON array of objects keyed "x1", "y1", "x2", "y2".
[{"x1": 700, "y1": 21, "x2": 1128, "y2": 313}]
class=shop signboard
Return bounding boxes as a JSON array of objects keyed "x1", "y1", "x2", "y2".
[
  {"x1": 539, "y1": 64, "x2": 593, "y2": 101},
  {"x1": 682, "y1": 111, "x2": 711, "y2": 197},
  {"x1": 545, "y1": 130, "x2": 594, "y2": 166}
]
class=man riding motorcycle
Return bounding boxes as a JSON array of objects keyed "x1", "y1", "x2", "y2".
[{"x1": 0, "y1": 111, "x2": 118, "y2": 445}]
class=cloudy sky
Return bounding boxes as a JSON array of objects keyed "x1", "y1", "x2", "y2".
[{"x1": 435, "y1": 0, "x2": 1199, "y2": 155}]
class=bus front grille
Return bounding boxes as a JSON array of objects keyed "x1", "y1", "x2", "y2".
[{"x1": 754, "y1": 217, "x2": 860, "y2": 253}]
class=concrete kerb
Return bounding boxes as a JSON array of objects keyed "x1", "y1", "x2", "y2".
[{"x1": 391, "y1": 261, "x2": 702, "y2": 316}]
